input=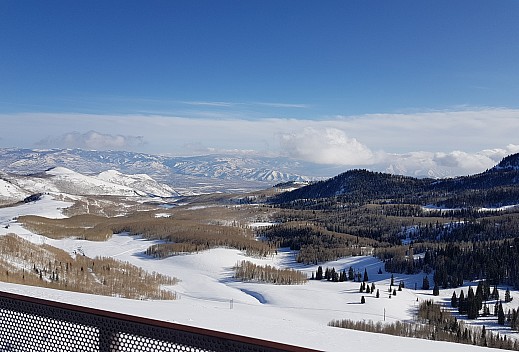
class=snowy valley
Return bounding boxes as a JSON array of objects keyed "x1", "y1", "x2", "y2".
[{"x1": 1, "y1": 157, "x2": 519, "y2": 351}]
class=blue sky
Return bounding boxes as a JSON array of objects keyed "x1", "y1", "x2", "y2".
[{"x1": 1, "y1": 1, "x2": 519, "y2": 176}]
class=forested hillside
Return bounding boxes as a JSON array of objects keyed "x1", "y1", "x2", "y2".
[
  {"x1": 262, "y1": 154, "x2": 519, "y2": 290},
  {"x1": 274, "y1": 153, "x2": 519, "y2": 208}
]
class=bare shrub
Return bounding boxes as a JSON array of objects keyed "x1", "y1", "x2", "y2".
[
  {"x1": 0, "y1": 234, "x2": 177, "y2": 300},
  {"x1": 234, "y1": 260, "x2": 307, "y2": 285}
]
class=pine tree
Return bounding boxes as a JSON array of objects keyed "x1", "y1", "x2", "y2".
[
  {"x1": 451, "y1": 291, "x2": 458, "y2": 308},
  {"x1": 492, "y1": 286, "x2": 499, "y2": 300},
  {"x1": 316, "y1": 266, "x2": 323, "y2": 280},
  {"x1": 467, "y1": 286, "x2": 478, "y2": 319},
  {"x1": 339, "y1": 270, "x2": 346, "y2": 282},
  {"x1": 363, "y1": 268, "x2": 369, "y2": 282},
  {"x1": 360, "y1": 282, "x2": 365, "y2": 293},
  {"x1": 361, "y1": 296, "x2": 365, "y2": 304},
  {"x1": 390, "y1": 274, "x2": 394, "y2": 286},
  {"x1": 505, "y1": 288, "x2": 512, "y2": 303},
  {"x1": 392, "y1": 288, "x2": 397, "y2": 296},
  {"x1": 376, "y1": 289, "x2": 380, "y2": 298},
  {"x1": 458, "y1": 290, "x2": 466, "y2": 314},
  {"x1": 348, "y1": 266, "x2": 354, "y2": 281},
  {"x1": 433, "y1": 284, "x2": 440, "y2": 296},
  {"x1": 498, "y1": 302, "x2": 505, "y2": 325},
  {"x1": 422, "y1": 276, "x2": 430, "y2": 290},
  {"x1": 371, "y1": 282, "x2": 375, "y2": 293}
]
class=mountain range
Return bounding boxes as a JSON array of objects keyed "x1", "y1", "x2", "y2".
[
  {"x1": 0, "y1": 166, "x2": 178, "y2": 204},
  {"x1": 274, "y1": 152, "x2": 519, "y2": 208},
  {"x1": 0, "y1": 148, "x2": 315, "y2": 194}
]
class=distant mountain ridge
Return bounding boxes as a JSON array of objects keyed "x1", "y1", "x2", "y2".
[
  {"x1": 0, "y1": 149, "x2": 314, "y2": 192},
  {"x1": 274, "y1": 153, "x2": 519, "y2": 208},
  {"x1": 0, "y1": 166, "x2": 178, "y2": 203}
]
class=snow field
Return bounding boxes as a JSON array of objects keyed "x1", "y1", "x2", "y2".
[{"x1": 0, "y1": 197, "x2": 514, "y2": 351}]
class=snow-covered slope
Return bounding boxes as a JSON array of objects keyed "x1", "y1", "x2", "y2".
[
  {"x1": 0, "y1": 198, "x2": 515, "y2": 351},
  {"x1": 44, "y1": 167, "x2": 148, "y2": 196},
  {"x1": 0, "y1": 176, "x2": 30, "y2": 203},
  {"x1": 96, "y1": 170, "x2": 179, "y2": 197},
  {"x1": 1, "y1": 167, "x2": 178, "y2": 199}
]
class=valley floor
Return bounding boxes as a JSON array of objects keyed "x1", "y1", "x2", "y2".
[{"x1": 0, "y1": 196, "x2": 517, "y2": 351}]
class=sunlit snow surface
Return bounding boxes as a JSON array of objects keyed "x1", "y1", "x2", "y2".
[{"x1": 0, "y1": 197, "x2": 514, "y2": 351}]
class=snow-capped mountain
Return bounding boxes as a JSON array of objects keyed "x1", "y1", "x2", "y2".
[
  {"x1": 0, "y1": 167, "x2": 178, "y2": 202},
  {"x1": 0, "y1": 149, "x2": 316, "y2": 190},
  {"x1": 96, "y1": 170, "x2": 178, "y2": 197}
]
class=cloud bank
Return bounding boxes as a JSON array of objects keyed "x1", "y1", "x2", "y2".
[
  {"x1": 279, "y1": 127, "x2": 375, "y2": 165},
  {"x1": 1, "y1": 107, "x2": 519, "y2": 177},
  {"x1": 35, "y1": 131, "x2": 146, "y2": 150}
]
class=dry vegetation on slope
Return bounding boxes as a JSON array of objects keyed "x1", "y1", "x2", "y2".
[
  {"x1": 18, "y1": 202, "x2": 276, "y2": 257},
  {"x1": 0, "y1": 234, "x2": 177, "y2": 300},
  {"x1": 234, "y1": 260, "x2": 307, "y2": 285}
]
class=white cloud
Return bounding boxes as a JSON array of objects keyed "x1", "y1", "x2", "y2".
[
  {"x1": 35, "y1": 131, "x2": 146, "y2": 150},
  {"x1": 279, "y1": 127, "x2": 374, "y2": 165},
  {"x1": 1, "y1": 108, "x2": 519, "y2": 177},
  {"x1": 374, "y1": 145, "x2": 519, "y2": 178}
]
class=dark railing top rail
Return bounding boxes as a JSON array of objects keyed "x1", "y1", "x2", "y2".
[{"x1": 0, "y1": 290, "x2": 322, "y2": 352}]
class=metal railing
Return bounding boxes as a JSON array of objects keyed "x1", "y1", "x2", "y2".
[{"x1": 0, "y1": 291, "x2": 320, "y2": 352}]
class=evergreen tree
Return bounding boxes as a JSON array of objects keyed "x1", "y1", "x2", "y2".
[
  {"x1": 482, "y1": 301, "x2": 489, "y2": 317},
  {"x1": 324, "y1": 267, "x2": 330, "y2": 281},
  {"x1": 360, "y1": 282, "x2": 365, "y2": 293},
  {"x1": 393, "y1": 288, "x2": 397, "y2": 296},
  {"x1": 376, "y1": 289, "x2": 380, "y2": 298},
  {"x1": 505, "y1": 288, "x2": 512, "y2": 303},
  {"x1": 339, "y1": 270, "x2": 346, "y2": 282},
  {"x1": 366, "y1": 285, "x2": 371, "y2": 294},
  {"x1": 363, "y1": 268, "x2": 369, "y2": 282},
  {"x1": 316, "y1": 266, "x2": 323, "y2": 280},
  {"x1": 511, "y1": 309, "x2": 518, "y2": 330},
  {"x1": 331, "y1": 268, "x2": 339, "y2": 282},
  {"x1": 433, "y1": 284, "x2": 440, "y2": 296},
  {"x1": 483, "y1": 280, "x2": 491, "y2": 301},
  {"x1": 498, "y1": 302, "x2": 506, "y2": 325},
  {"x1": 422, "y1": 276, "x2": 430, "y2": 290},
  {"x1": 492, "y1": 286, "x2": 499, "y2": 301},
  {"x1": 398, "y1": 281, "x2": 403, "y2": 291},
  {"x1": 348, "y1": 266, "x2": 354, "y2": 281},
  {"x1": 451, "y1": 291, "x2": 458, "y2": 308},
  {"x1": 390, "y1": 274, "x2": 394, "y2": 286},
  {"x1": 458, "y1": 290, "x2": 466, "y2": 314},
  {"x1": 467, "y1": 286, "x2": 479, "y2": 319},
  {"x1": 361, "y1": 296, "x2": 366, "y2": 304},
  {"x1": 371, "y1": 282, "x2": 375, "y2": 293}
]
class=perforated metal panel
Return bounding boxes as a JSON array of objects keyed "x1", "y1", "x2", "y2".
[{"x1": 0, "y1": 292, "x2": 315, "y2": 352}]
